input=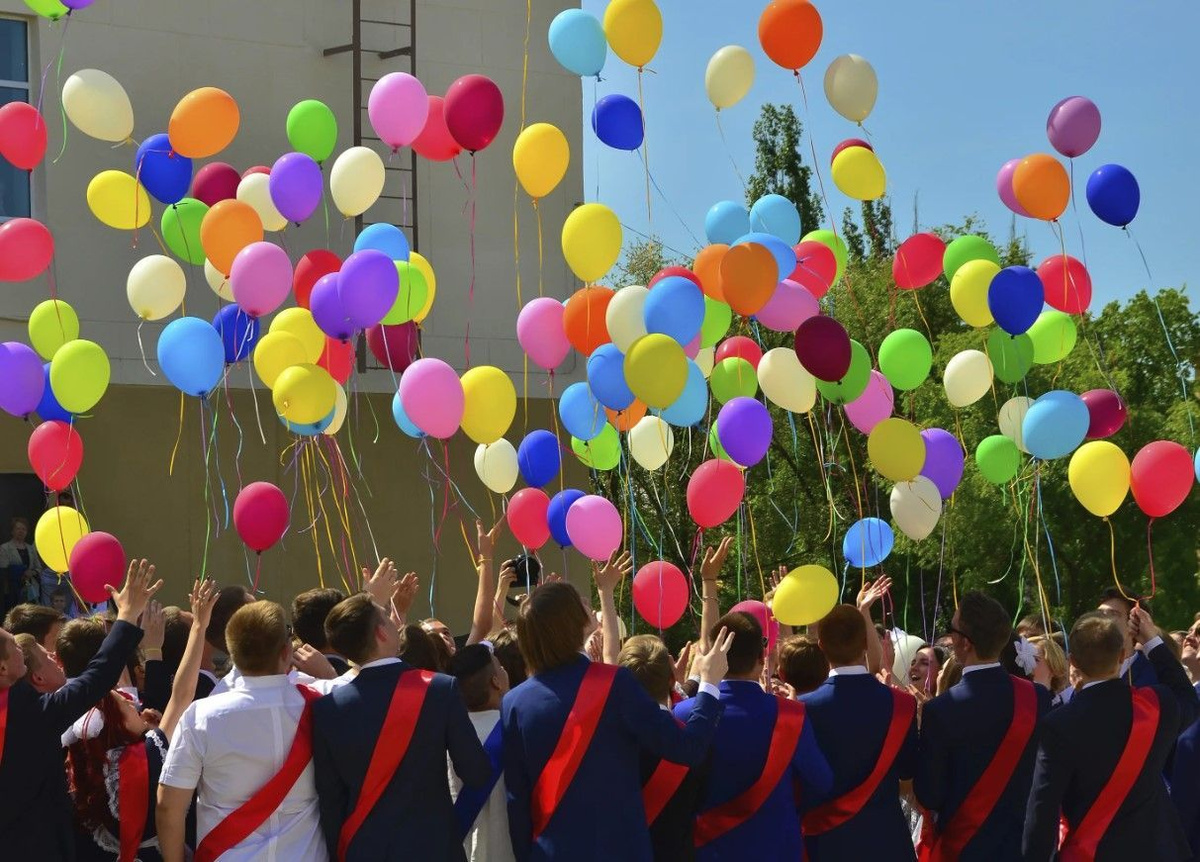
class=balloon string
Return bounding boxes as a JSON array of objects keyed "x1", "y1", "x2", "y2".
[
  {"x1": 745, "y1": 502, "x2": 767, "y2": 601},
  {"x1": 50, "y1": 16, "x2": 70, "y2": 165},
  {"x1": 312, "y1": 447, "x2": 351, "y2": 595},
  {"x1": 713, "y1": 110, "x2": 747, "y2": 194},
  {"x1": 207, "y1": 394, "x2": 230, "y2": 531},
  {"x1": 135, "y1": 320, "x2": 157, "y2": 377},
  {"x1": 466, "y1": 153, "x2": 477, "y2": 369},
  {"x1": 806, "y1": 410, "x2": 835, "y2": 542},
  {"x1": 246, "y1": 362, "x2": 268, "y2": 445},
  {"x1": 534, "y1": 198, "x2": 545, "y2": 297},
  {"x1": 547, "y1": 370, "x2": 564, "y2": 494},
  {"x1": 634, "y1": 150, "x2": 705, "y2": 251},
  {"x1": 314, "y1": 439, "x2": 359, "y2": 577},
  {"x1": 512, "y1": 0, "x2": 531, "y2": 316},
  {"x1": 221, "y1": 373, "x2": 244, "y2": 489},
  {"x1": 332, "y1": 437, "x2": 380, "y2": 565},
  {"x1": 1144, "y1": 517, "x2": 1158, "y2": 600},
  {"x1": 302, "y1": 444, "x2": 326, "y2": 589},
  {"x1": 168, "y1": 390, "x2": 185, "y2": 476},
  {"x1": 1068, "y1": 159, "x2": 1089, "y2": 268},
  {"x1": 636, "y1": 67, "x2": 652, "y2": 228},
  {"x1": 198, "y1": 399, "x2": 214, "y2": 578},
  {"x1": 1034, "y1": 466, "x2": 1063, "y2": 603}
]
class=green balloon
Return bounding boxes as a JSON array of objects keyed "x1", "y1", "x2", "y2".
[
  {"x1": 878, "y1": 328, "x2": 932, "y2": 391},
  {"x1": 943, "y1": 234, "x2": 1000, "y2": 283},
  {"x1": 802, "y1": 229, "x2": 847, "y2": 284},
  {"x1": 24, "y1": 0, "x2": 68, "y2": 20},
  {"x1": 709, "y1": 357, "x2": 757, "y2": 404},
  {"x1": 816, "y1": 340, "x2": 871, "y2": 404},
  {"x1": 700, "y1": 297, "x2": 732, "y2": 348},
  {"x1": 381, "y1": 262, "x2": 428, "y2": 325},
  {"x1": 161, "y1": 199, "x2": 209, "y2": 266},
  {"x1": 975, "y1": 434, "x2": 1021, "y2": 484},
  {"x1": 1028, "y1": 310, "x2": 1077, "y2": 364},
  {"x1": 986, "y1": 330, "x2": 1034, "y2": 384},
  {"x1": 571, "y1": 424, "x2": 620, "y2": 471},
  {"x1": 708, "y1": 421, "x2": 734, "y2": 462},
  {"x1": 287, "y1": 100, "x2": 338, "y2": 163}
]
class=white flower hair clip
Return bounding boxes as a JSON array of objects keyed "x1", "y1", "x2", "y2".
[{"x1": 1014, "y1": 636, "x2": 1038, "y2": 676}]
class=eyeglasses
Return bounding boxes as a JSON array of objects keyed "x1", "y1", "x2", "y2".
[{"x1": 946, "y1": 623, "x2": 971, "y2": 642}]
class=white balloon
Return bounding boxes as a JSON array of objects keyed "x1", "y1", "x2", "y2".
[
  {"x1": 237, "y1": 173, "x2": 288, "y2": 232},
  {"x1": 330, "y1": 146, "x2": 386, "y2": 218},
  {"x1": 942, "y1": 349, "x2": 993, "y2": 408},
  {"x1": 890, "y1": 476, "x2": 942, "y2": 541},
  {"x1": 890, "y1": 630, "x2": 927, "y2": 681},
  {"x1": 204, "y1": 259, "x2": 234, "y2": 301},
  {"x1": 823, "y1": 54, "x2": 878, "y2": 124},
  {"x1": 758, "y1": 347, "x2": 816, "y2": 414},
  {"x1": 324, "y1": 385, "x2": 348, "y2": 435},
  {"x1": 62, "y1": 69, "x2": 133, "y2": 143},
  {"x1": 126, "y1": 255, "x2": 186, "y2": 321},
  {"x1": 629, "y1": 415, "x2": 674, "y2": 470},
  {"x1": 605, "y1": 285, "x2": 648, "y2": 352},
  {"x1": 473, "y1": 440, "x2": 518, "y2": 494},
  {"x1": 695, "y1": 347, "x2": 715, "y2": 378},
  {"x1": 998, "y1": 396, "x2": 1034, "y2": 454}
]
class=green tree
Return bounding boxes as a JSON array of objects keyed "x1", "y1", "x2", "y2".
[
  {"x1": 612, "y1": 236, "x2": 684, "y2": 287},
  {"x1": 746, "y1": 104, "x2": 824, "y2": 235}
]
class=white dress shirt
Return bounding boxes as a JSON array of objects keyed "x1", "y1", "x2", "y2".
[
  {"x1": 828, "y1": 665, "x2": 870, "y2": 677},
  {"x1": 449, "y1": 709, "x2": 514, "y2": 862},
  {"x1": 210, "y1": 665, "x2": 319, "y2": 696},
  {"x1": 159, "y1": 674, "x2": 327, "y2": 862},
  {"x1": 960, "y1": 661, "x2": 1002, "y2": 676}
]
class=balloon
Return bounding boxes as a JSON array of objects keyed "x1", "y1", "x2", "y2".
[
  {"x1": 169, "y1": 87, "x2": 239, "y2": 159},
  {"x1": 287, "y1": 100, "x2": 338, "y2": 163},
  {"x1": 714, "y1": 337, "x2": 762, "y2": 370},
  {"x1": 1069, "y1": 441, "x2": 1130, "y2": 518},
  {"x1": 996, "y1": 158, "x2": 1031, "y2": 217},
  {"x1": 0, "y1": 342, "x2": 43, "y2": 419},
  {"x1": 49, "y1": 340, "x2": 108, "y2": 414},
  {"x1": 843, "y1": 518, "x2": 894, "y2": 568},
  {"x1": 0, "y1": 217, "x2": 53, "y2": 281},
  {"x1": 444, "y1": 74, "x2": 504, "y2": 152},
  {"x1": 693, "y1": 244, "x2": 728, "y2": 300},
  {"x1": 355, "y1": 223, "x2": 410, "y2": 262},
  {"x1": 367, "y1": 73, "x2": 429, "y2": 150},
  {"x1": 949, "y1": 259, "x2": 999, "y2": 327},
  {"x1": 86, "y1": 171, "x2": 150, "y2": 230},
  {"x1": 758, "y1": 0, "x2": 822, "y2": 71},
  {"x1": 832, "y1": 146, "x2": 886, "y2": 201},
  {"x1": 591, "y1": 93, "x2": 644, "y2": 152},
  {"x1": 28, "y1": 299, "x2": 79, "y2": 360},
  {"x1": 474, "y1": 440, "x2": 519, "y2": 494},
  {"x1": 608, "y1": 399, "x2": 648, "y2": 432},
  {"x1": 380, "y1": 261, "x2": 428, "y2": 328},
  {"x1": 338, "y1": 249, "x2": 399, "y2": 330},
  {"x1": 1086, "y1": 164, "x2": 1139, "y2": 228},
  {"x1": 547, "y1": 489, "x2": 586, "y2": 547},
  {"x1": 517, "y1": 429, "x2": 561, "y2": 487},
  {"x1": 323, "y1": 385, "x2": 349, "y2": 435},
  {"x1": 548, "y1": 8, "x2": 607, "y2": 77},
  {"x1": 998, "y1": 397, "x2": 1034, "y2": 453},
  {"x1": 517, "y1": 298, "x2": 570, "y2": 370},
  {"x1": 919, "y1": 428, "x2": 964, "y2": 499},
  {"x1": 212, "y1": 304, "x2": 259, "y2": 364},
  {"x1": 1130, "y1": 441, "x2": 1194, "y2": 518},
  {"x1": 1038, "y1": 254, "x2": 1091, "y2": 315},
  {"x1": 562, "y1": 286, "x2": 613, "y2": 356},
  {"x1": 1082, "y1": 389, "x2": 1127, "y2": 440},
  {"x1": 605, "y1": 286, "x2": 649, "y2": 352},
  {"x1": 650, "y1": 267, "x2": 700, "y2": 289},
  {"x1": 603, "y1": 0, "x2": 662, "y2": 68},
  {"x1": 625, "y1": 334, "x2": 687, "y2": 408},
  {"x1": 644, "y1": 276, "x2": 704, "y2": 344},
  {"x1": 867, "y1": 418, "x2": 925, "y2": 482},
  {"x1": 747, "y1": 195, "x2": 800, "y2": 246},
  {"x1": 269, "y1": 152, "x2": 323, "y2": 224},
  {"x1": 629, "y1": 415, "x2": 674, "y2": 470},
  {"x1": 157, "y1": 317, "x2": 225, "y2": 396},
  {"x1": 659, "y1": 362, "x2": 706, "y2": 427},
  {"x1": 943, "y1": 235, "x2": 999, "y2": 283},
  {"x1": 230, "y1": 241, "x2": 291, "y2": 317},
  {"x1": 507, "y1": 488, "x2": 551, "y2": 549},
  {"x1": 687, "y1": 459, "x2": 745, "y2": 528},
  {"x1": 562, "y1": 204, "x2": 621, "y2": 283},
  {"x1": 789, "y1": 241, "x2": 838, "y2": 302},
  {"x1": 633, "y1": 562, "x2": 688, "y2": 628},
  {"x1": 892, "y1": 233, "x2": 946, "y2": 290},
  {"x1": 814, "y1": 339, "x2": 870, "y2": 405},
  {"x1": 715, "y1": 243, "x2": 773, "y2": 317},
  {"x1": 773, "y1": 565, "x2": 838, "y2": 627},
  {"x1": 35, "y1": 363, "x2": 71, "y2": 423},
  {"x1": 754, "y1": 348, "x2": 813, "y2": 415},
  {"x1": 1046, "y1": 96, "x2": 1101, "y2": 158},
  {"x1": 399, "y1": 358, "x2": 464, "y2": 439},
  {"x1": 62, "y1": 69, "x2": 133, "y2": 143},
  {"x1": 460, "y1": 366, "x2": 516, "y2": 445},
  {"x1": 878, "y1": 329, "x2": 931, "y2": 392},
  {"x1": 409, "y1": 252, "x2": 437, "y2": 322},
  {"x1": 233, "y1": 482, "x2": 289, "y2": 552},
  {"x1": 890, "y1": 476, "x2": 942, "y2": 541},
  {"x1": 704, "y1": 45, "x2": 755, "y2": 110},
  {"x1": 976, "y1": 435, "x2": 1021, "y2": 485},
  {"x1": 366, "y1": 322, "x2": 419, "y2": 372},
  {"x1": 985, "y1": 330, "x2": 1034, "y2": 385},
  {"x1": 705, "y1": 201, "x2": 750, "y2": 245},
  {"x1": 717, "y1": 397, "x2": 771, "y2": 467},
  {"x1": 293, "y1": 250, "x2": 342, "y2": 309},
  {"x1": 571, "y1": 424, "x2": 620, "y2": 470},
  {"x1": 253, "y1": 332, "x2": 307, "y2": 388},
  {"x1": 731, "y1": 600, "x2": 780, "y2": 651},
  {"x1": 411, "y1": 95, "x2": 462, "y2": 161},
  {"x1": 559, "y1": 382, "x2": 606, "y2": 441},
  {"x1": 1028, "y1": 310, "x2": 1077, "y2": 364},
  {"x1": 0, "y1": 101, "x2": 46, "y2": 170},
  {"x1": 270, "y1": 308, "x2": 324, "y2": 363},
  {"x1": 330, "y1": 147, "x2": 385, "y2": 217},
  {"x1": 700, "y1": 297, "x2": 733, "y2": 347},
  {"x1": 201, "y1": 200, "x2": 263, "y2": 275},
  {"x1": 161, "y1": 199, "x2": 208, "y2": 265},
  {"x1": 27, "y1": 420, "x2": 81, "y2": 492},
  {"x1": 587, "y1": 344, "x2": 635, "y2": 411},
  {"x1": 390, "y1": 391, "x2": 423, "y2": 438},
  {"x1": 273, "y1": 363, "x2": 337, "y2": 425},
  {"x1": 69, "y1": 532, "x2": 125, "y2": 604},
  {"x1": 942, "y1": 350, "x2": 992, "y2": 408},
  {"x1": 986, "y1": 265, "x2": 1044, "y2": 337},
  {"x1": 845, "y1": 371, "x2": 894, "y2": 434},
  {"x1": 204, "y1": 259, "x2": 233, "y2": 301},
  {"x1": 802, "y1": 229, "x2": 848, "y2": 284},
  {"x1": 794, "y1": 316, "x2": 851, "y2": 382},
  {"x1": 191, "y1": 162, "x2": 240, "y2": 207},
  {"x1": 1013, "y1": 154, "x2": 1069, "y2": 221},
  {"x1": 513, "y1": 123, "x2": 569, "y2": 199},
  {"x1": 756, "y1": 278, "x2": 819, "y2": 332},
  {"x1": 317, "y1": 337, "x2": 354, "y2": 386},
  {"x1": 710, "y1": 356, "x2": 758, "y2": 404},
  {"x1": 310, "y1": 273, "x2": 355, "y2": 341},
  {"x1": 733, "y1": 232, "x2": 797, "y2": 285},
  {"x1": 824, "y1": 54, "x2": 877, "y2": 123},
  {"x1": 1022, "y1": 391, "x2": 1089, "y2": 460},
  {"x1": 36, "y1": 506, "x2": 89, "y2": 574}
]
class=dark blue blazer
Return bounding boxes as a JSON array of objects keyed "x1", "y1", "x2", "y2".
[
  {"x1": 914, "y1": 666, "x2": 1051, "y2": 861},
  {"x1": 1170, "y1": 682, "x2": 1200, "y2": 856},
  {"x1": 1129, "y1": 650, "x2": 1159, "y2": 687},
  {"x1": 502, "y1": 655, "x2": 723, "y2": 862},
  {"x1": 311, "y1": 660, "x2": 491, "y2": 861},
  {"x1": 676, "y1": 679, "x2": 833, "y2": 862},
  {"x1": 799, "y1": 672, "x2": 918, "y2": 860}
]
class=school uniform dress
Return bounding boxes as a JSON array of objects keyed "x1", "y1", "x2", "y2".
[
  {"x1": 449, "y1": 709, "x2": 515, "y2": 862},
  {"x1": 75, "y1": 728, "x2": 169, "y2": 862}
]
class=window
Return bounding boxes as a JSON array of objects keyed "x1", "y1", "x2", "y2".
[{"x1": 0, "y1": 17, "x2": 31, "y2": 220}]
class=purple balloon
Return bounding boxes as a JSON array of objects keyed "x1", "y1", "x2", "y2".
[
  {"x1": 1046, "y1": 96, "x2": 1101, "y2": 159},
  {"x1": 919, "y1": 428, "x2": 964, "y2": 500},
  {"x1": 62, "y1": 0, "x2": 95, "y2": 7},
  {"x1": 338, "y1": 250, "x2": 400, "y2": 329},
  {"x1": 310, "y1": 273, "x2": 354, "y2": 341},
  {"x1": 1081, "y1": 389, "x2": 1127, "y2": 440},
  {"x1": 716, "y1": 397, "x2": 772, "y2": 468},
  {"x1": 756, "y1": 278, "x2": 820, "y2": 332},
  {"x1": 0, "y1": 342, "x2": 45, "y2": 417},
  {"x1": 268, "y1": 152, "x2": 323, "y2": 223},
  {"x1": 794, "y1": 315, "x2": 851, "y2": 382},
  {"x1": 996, "y1": 159, "x2": 1031, "y2": 217}
]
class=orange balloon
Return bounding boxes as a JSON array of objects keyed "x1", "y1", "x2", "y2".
[
  {"x1": 719, "y1": 243, "x2": 777, "y2": 316},
  {"x1": 169, "y1": 87, "x2": 240, "y2": 159},
  {"x1": 758, "y1": 0, "x2": 823, "y2": 71},
  {"x1": 562, "y1": 285, "x2": 614, "y2": 356},
  {"x1": 607, "y1": 399, "x2": 647, "y2": 432},
  {"x1": 1012, "y1": 153, "x2": 1070, "y2": 221},
  {"x1": 693, "y1": 244, "x2": 728, "y2": 301},
  {"x1": 201, "y1": 200, "x2": 263, "y2": 275}
]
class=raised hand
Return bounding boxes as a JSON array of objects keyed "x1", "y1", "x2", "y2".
[
  {"x1": 476, "y1": 517, "x2": 504, "y2": 566},
  {"x1": 1129, "y1": 605, "x2": 1161, "y2": 647},
  {"x1": 693, "y1": 626, "x2": 735, "y2": 685},
  {"x1": 292, "y1": 643, "x2": 337, "y2": 680},
  {"x1": 585, "y1": 628, "x2": 604, "y2": 663},
  {"x1": 765, "y1": 565, "x2": 788, "y2": 604},
  {"x1": 593, "y1": 550, "x2": 633, "y2": 594},
  {"x1": 857, "y1": 576, "x2": 892, "y2": 612},
  {"x1": 364, "y1": 558, "x2": 399, "y2": 607},
  {"x1": 189, "y1": 578, "x2": 219, "y2": 631},
  {"x1": 111, "y1": 559, "x2": 164, "y2": 625},
  {"x1": 672, "y1": 641, "x2": 694, "y2": 685},
  {"x1": 390, "y1": 572, "x2": 419, "y2": 626},
  {"x1": 701, "y1": 536, "x2": 734, "y2": 584},
  {"x1": 140, "y1": 601, "x2": 166, "y2": 652}
]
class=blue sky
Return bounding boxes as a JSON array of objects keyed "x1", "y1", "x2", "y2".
[{"x1": 580, "y1": 0, "x2": 1197, "y2": 306}]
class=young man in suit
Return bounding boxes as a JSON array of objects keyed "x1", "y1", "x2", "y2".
[
  {"x1": 292, "y1": 588, "x2": 350, "y2": 675},
  {"x1": 1097, "y1": 588, "x2": 1158, "y2": 687},
  {"x1": 1024, "y1": 606, "x2": 1200, "y2": 861}
]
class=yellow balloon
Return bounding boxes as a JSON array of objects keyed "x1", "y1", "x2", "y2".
[
  {"x1": 324, "y1": 385, "x2": 348, "y2": 436},
  {"x1": 867, "y1": 417, "x2": 926, "y2": 481},
  {"x1": 624, "y1": 334, "x2": 687, "y2": 408},
  {"x1": 50, "y1": 339, "x2": 110, "y2": 414},
  {"x1": 705, "y1": 45, "x2": 755, "y2": 110},
  {"x1": 513, "y1": 123, "x2": 570, "y2": 200},
  {"x1": 253, "y1": 331, "x2": 308, "y2": 388},
  {"x1": 772, "y1": 565, "x2": 839, "y2": 626},
  {"x1": 330, "y1": 146, "x2": 386, "y2": 217},
  {"x1": 460, "y1": 365, "x2": 517, "y2": 444},
  {"x1": 561, "y1": 203, "x2": 622, "y2": 283},
  {"x1": 830, "y1": 146, "x2": 886, "y2": 201},
  {"x1": 236, "y1": 173, "x2": 288, "y2": 232},
  {"x1": 35, "y1": 506, "x2": 89, "y2": 574},
  {"x1": 87, "y1": 170, "x2": 152, "y2": 230},
  {"x1": 474, "y1": 440, "x2": 519, "y2": 494},
  {"x1": 823, "y1": 54, "x2": 878, "y2": 123},
  {"x1": 28, "y1": 299, "x2": 79, "y2": 360},
  {"x1": 950, "y1": 259, "x2": 1000, "y2": 328},
  {"x1": 410, "y1": 251, "x2": 436, "y2": 322},
  {"x1": 273, "y1": 363, "x2": 337, "y2": 424},
  {"x1": 204, "y1": 259, "x2": 234, "y2": 301},
  {"x1": 603, "y1": 0, "x2": 662, "y2": 68},
  {"x1": 1068, "y1": 441, "x2": 1130, "y2": 518},
  {"x1": 270, "y1": 308, "x2": 325, "y2": 363},
  {"x1": 62, "y1": 69, "x2": 133, "y2": 143},
  {"x1": 126, "y1": 255, "x2": 186, "y2": 321}
]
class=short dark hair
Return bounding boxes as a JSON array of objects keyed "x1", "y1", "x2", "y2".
[
  {"x1": 162, "y1": 607, "x2": 191, "y2": 674},
  {"x1": 207, "y1": 586, "x2": 254, "y2": 653},
  {"x1": 4, "y1": 603, "x2": 65, "y2": 645},
  {"x1": 292, "y1": 588, "x2": 345, "y2": 652},
  {"x1": 1099, "y1": 588, "x2": 1152, "y2": 620},
  {"x1": 398, "y1": 624, "x2": 441, "y2": 672},
  {"x1": 618, "y1": 635, "x2": 674, "y2": 704},
  {"x1": 325, "y1": 594, "x2": 383, "y2": 666},
  {"x1": 816, "y1": 604, "x2": 867, "y2": 665},
  {"x1": 492, "y1": 627, "x2": 526, "y2": 686},
  {"x1": 449, "y1": 644, "x2": 498, "y2": 711},
  {"x1": 777, "y1": 634, "x2": 829, "y2": 694},
  {"x1": 711, "y1": 611, "x2": 763, "y2": 676},
  {"x1": 517, "y1": 582, "x2": 589, "y2": 674},
  {"x1": 57, "y1": 618, "x2": 107, "y2": 678},
  {"x1": 225, "y1": 601, "x2": 288, "y2": 675},
  {"x1": 1016, "y1": 614, "x2": 1046, "y2": 637},
  {"x1": 1070, "y1": 611, "x2": 1125, "y2": 677},
  {"x1": 955, "y1": 591, "x2": 1012, "y2": 660}
]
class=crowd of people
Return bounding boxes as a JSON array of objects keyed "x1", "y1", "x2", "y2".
[{"x1": 1, "y1": 517, "x2": 1199, "y2": 861}]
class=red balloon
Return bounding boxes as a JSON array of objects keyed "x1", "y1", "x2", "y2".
[
  {"x1": 1038, "y1": 254, "x2": 1091, "y2": 314},
  {"x1": 730, "y1": 599, "x2": 780, "y2": 651},
  {"x1": 242, "y1": 165, "x2": 271, "y2": 178},
  {"x1": 632, "y1": 561, "x2": 689, "y2": 628},
  {"x1": 233, "y1": 481, "x2": 290, "y2": 552},
  {"x1": 68, "y1": 532, "x2": 126, "y2": 604},
  {"x1": 1081, "y1": 389, "x2": 1127, "y2": 439},
  {"x1": 294, "y1": 249, "x2": 342, "y2": 309},
  {"x1": 794, "y1": 315, "x2": 851, "y2": 382},
  {"x1": 0, "y1": 217, "x2": 53, "y2": 282},
  {"x1": 790, "y1": 241, "x2": 836, "y2": 298},
  {"x1": 507, "y1": 487, "x2": 550, "y2": 549},
  {"x1": 28, "y1": 420, "x2": 83, "y2": 492},
  {"x1": 687, "y1": 459, "x2": 745, "y2": 528},
  {"x1": 318, "y1": 336, "x2": 355, "y2": 384},
  {"x1": 1130, "y1": 441, "x2": 1194, "y2": 518},
  {"x1": 412, "y1": 96, "x2": 462, "y2": 162},
  {"x1": 893, "y1": 232, "x2": 946, "y2": 290},
  {"x1": 0, "y1": 101, "x2": 47, "y2": 170},
  {"x1": 444, "y1": 75, "x2": 505, "y2": 153},
  {"x1": 830, "y1": 138, "x2": 873, "y2": 165},
  {"x1": 366, "y1": 322, "x2": 419, "y2": 372},
  {"x1": 649, "y1": 266, "x2": 700, "y2": 289},
  {"x1": 192, "y1": 161, "x2": 241, "y2": 206},
  {"x1": 715, "y1": 336, "x2": 763, "y2": 370}
]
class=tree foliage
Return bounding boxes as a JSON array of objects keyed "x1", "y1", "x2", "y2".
[{"x1": 746, "y1": 104, "x2": 825, "y2": 236}]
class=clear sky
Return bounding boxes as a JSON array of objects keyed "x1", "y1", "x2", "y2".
[{"x1": 580, "y1": 0, "x2": 1198, "y2": 306}]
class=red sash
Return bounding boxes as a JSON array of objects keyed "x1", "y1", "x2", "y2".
[
  {"x1": 118, "y1": 742, "x2": 149, "y2": 862},
  {"x1": 694, "y1": 698, "x2": 807, "y2": 847},
  {"x1": 194, "y1": 685, "x2": 322, "y2": 862},
  {"x1": 804, "y1": 688, "x2": 916, "y2": 834},
  {"x1": 0, "y1": 687, "x2": 8, "y2": 765},
  {"x1": 642, "y1": 717, "x2": 689, "y2": 826},
  {"x1": 919, "y1": 677, "x2": 1038, "y2": 862},
  {"x1": 530, "y1": 662, "x2": 618, "y2": 839},
  {"x1": 337, "y1": 668, "x2": 434, "y2": 861},
  {"x1": 1059, "y1": 688, "x2": 1160, "y2": 862}
]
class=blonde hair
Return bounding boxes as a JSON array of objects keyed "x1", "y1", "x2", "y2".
[
  {"x1": 618, "y1": 634, "x2": 674, "y2": 704},
  {"x1": 225, "y1": 601, "x2": 289, "y2": 675},
  {"x1": 1029, "y1": 633, "x2": 1068, "y2": 693}
]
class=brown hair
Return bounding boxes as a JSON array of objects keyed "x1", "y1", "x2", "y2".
[
  {"x1": 162, "y1": 606, "x2": 191, "y2": 674},
  {"x1": 292, "y1": 588, "x2": 345, "y2": 651},
  {"x1": 66, "y1": 693, "x2": 143, "y2": 834},
  {"x1": 206, "y1": 586, "x2": 254, "y2": 653},
  {"x1": 492, "y1": 626, "x2": 526, "y2": 686},
  {"x1": 777, "y1": 634, "x2": 829, "y2": 694},
  {"x1": 618, "y1": 634, "x2": 674, "y2": 704},
  {"x1": 15, "y1": 633, "x2": 39, "y2": 684},
  {"x1": 324, "y1": 593, "x2": 384, "y2": 666},
  {"x1": 1029, "y1": 634, "x2": 1068, "y2": 693},
  {"x1": 937, "y1": 654, "x2": 963, "y2": 694},
  {"x1": 225, "y1": 601, "x2": 288, "y2": 675},
  {"x1": 1016, "y1": 614, "x2": 1046, "y2": 637},
  {"x1": 955, "y1": 591, "x2": 1012, "y2": 660},
  {"x1": 449, "y1": 644, "x2": 499, "y2": 711},
  {"x1": 57, "y1": 618, "x2": 107, "y2": 678},
  {"x1": 816, "y1": 604, "x2": 868, "y2": 665},
  {"x1": 4, "y1": 603, "x2": 66, "y2": 645},
  {"x1": 1069, "y1": 611, "x2": 1124, "y2": 677},
  {"x1": 398, "y1": 624, "x2": 442, "y2": 672},
  {"x1": 517, "y1": 582, "x2": 589, "y2": 674},
  {"x1": 712, "y1": 611, "x2": 763, "y2": 676}
]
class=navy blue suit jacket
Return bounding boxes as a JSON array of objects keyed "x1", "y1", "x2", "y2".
[
  {"x1": 1170, "y1": 682, "x2": 1200, "y2": 856},
  {"x1": 676, "y1": 679, "x2": 833, "y2": 862},
  {"x1": 799, "y1": 672, "x2": 918, "y2": 860},
  {"x1": 502, "y1": 655, "x2": 723, "y2": 862}
]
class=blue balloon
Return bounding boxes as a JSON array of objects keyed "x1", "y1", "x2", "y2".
[
  {"x1": 280, "y1": 406, "x2": 334, "y2": 437},
  {"x1": 548, "y1": 488, "x2": 586, "y2": 547},
  {"x1": 548, "y1": 9, "x2": 606, "y2": 77},
  {"x1": 749, "y1": 194, "x2": 801, "y2": 245},
  {"x1": 987, "y1": 266, "x2": 1044, "y2": 336},
  {"x1": 843, "y1": 517, "x2": 895, "y2": 568},
  {"x1": 1022, "y1": 390, "x2": 1089, "y2": 460},
  {"x1": 35, "y1": 362, "x2": 72, "y2": 423},
  {"x1": 705, "y1": 200, "x2": 751, "y2": 245},
  {"x1": 157, "y1": 317, "x2": 225, "y2": 397},
  {"x1": 591, "y1": 94, "x2": 643, "y2": 151},
  {"x1": 1195, "y1": 448, "x2": 1200, "y2": 484},
  {"x1": 1086, "y1": 164, "x2": 1140, "y2": 228},
  {"x1": 644, "y1": 276, "x2": 705, "y2": 344},
  {"x1": 586, "y1": 344, "x2": 635, "y2": 411},
  {"x1": 135, "y1": 133, "x2": 193, "y2": 205},
  {"x1": 390, "y1": 391, "x2": 423, "y2": 438},
  {"x1": 559, "y1": 382, "x2": 606, "y2": 441},
  {"x1": 354, "y1": 223, "x2": 409, "y2": 261},
  {"x1": 517, "y1": 429, "x2": 561, "y2": 487},
  {"x1": 211, "y1": 304, "x2": 261, "y2": 364},
  {"x1": 733, "y1": 232, "x2": 797, "y2": 283},
  {"x1": 659, "y1": 361, "x2": 707, "y2": 427}
]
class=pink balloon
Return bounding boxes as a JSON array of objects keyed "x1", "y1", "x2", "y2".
[
  {"x1": 730, "y1": 599, "x2": 779, "y2": 652},
  {"x1": 192, "y1": 162, "x2": 241, "y2": 206},
  {"x1": 632, "y1": 562, "x2": 689, "y2": 628},
  {"x1": 844, "y1": 370, "x2": 894, "y2": 434},
  {"x1": 517, "y1": 297, "x2": 570, "y2": 370},
  {"x1": 230, "y1": 242, "x2": 293, "y2": 318},
  {"x1": 790, "y1": 241, "x2": 836, "y2": 298},
  {"x1": 507, "y1": 487, "x2": 550, "y2": 549},
  {"x1": 412, "y1": 96, "x2": 462, "y2": 162},
  {"x1": 1046, "y1": 96, "x2": 1101, "y2": 159},
  {"x1": 368, "y1": 72, "x2": 430, "y2": 151},
  {"x1": 233, "y1": 481, "x2": 290, "y2": 552},
  {"x1": 757, "y1": 278, "x2": 819, "y2": 331},
  {"x1": 68, "y1": 532, "x2": 126, "y2": 604},
  {"x1": 565, "y1": 494, "x2": 622, "y2": 561},
  {"x1": 996, "y1": 158, "x2": 1032, "y2": 217},
  {"x1": 687, "y1": 459, "x2": 745, "y2": 528},
  {"x1": 399, "y1": 357, "x2": 464, "y2": 439},
  {"x1": 444, "y1": 74, "x2": 505, "y2": 153},
  {"x1": 242, "y1": 165, "x2": 270, "y2": 178},
  {"x1": 683, "y1": 333, "x2": 701, "y2": 359}
]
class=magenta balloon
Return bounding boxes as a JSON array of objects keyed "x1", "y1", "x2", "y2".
[
  {"x1": 516, "y1": 297, "x2": 570, "y2": 370},
  {"x1": 310, "y1": 273, "x2": 354, "y2": 340},
  {"x1": 684, "y1": 333, "x2": 701, "y2": 359},
  {"x1": 444, "y1": 74, "x2": 505, "y2": 153},
  {"x1": 565, "y1": 494, "x2": 623, "y2": 561},
  {"x1": 844, "y1": 370, "x2": 894, "y2": 434},
  {"x1": 996, "y1": 158, "x2": 1032, "y2": 217},
  {"x1": 192, "y1": 162, "x2": 241, "y2": 206},
  {"x1": 730, "y1": 599, "x2": 779, "y2": 651},
  {"x1": 756, "y1": 277, "x2": 820, "y2": 332},
  {"x1": 338, "y1": 250, "x2": 399, "y2": 330},
  {"x1": 399, "y1": 357, "x2": 464, "y2": 439},
  {"x1": 366, "y1": 322, "x2": 419, "y2": 372},
  {"x1": 716, "y1": 397, "x2": 772, "y2": 467},
  {"x1": 367, "y1": 72, "x2": 430, "y2": 150},
  {"x1": 919, "y1": 428, "x2": 964, "y2": 500},
  {"x1": 0, "y1": 341, "x2": 45, "y2": 417},
  {"x1": 230, "y1": 242, "x2": 293, "y2": 317},
  {"x1": 1081, "y1": 388, "x2": 1127, "y2": 439},
  {"x1": 793, "y1": 315, "x2": 851, "y2": 382},
  {"x1": 1046, "y1": 96, "x2": 1101, "y2": 158},
  {"x1": 632, "y1": 562, "x2": 689, "y2": 628},
  {"x1": 269, "y1": 152, "x2": 323, "y2": 223}
]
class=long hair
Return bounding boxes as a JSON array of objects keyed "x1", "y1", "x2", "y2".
[{"x1": 66, "y1": 693, "x2": 144, "y2": 833}]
